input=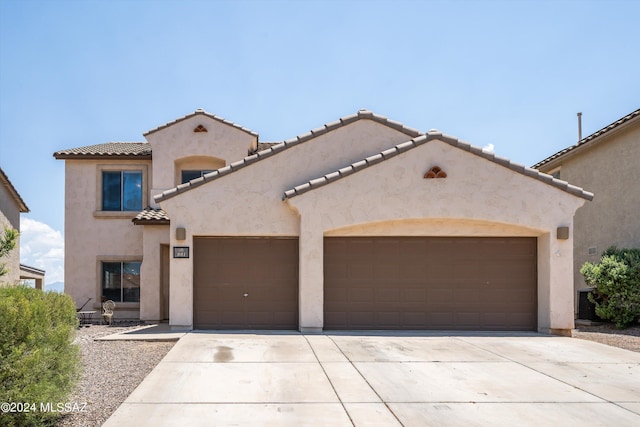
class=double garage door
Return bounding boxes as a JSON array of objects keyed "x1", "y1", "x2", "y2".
[
  {"x1": 193, "y1": 236, "x2": 536, "y2": 331},
  {"x1": 324, "y1": 237, "x2": 537, "y2": 331}
]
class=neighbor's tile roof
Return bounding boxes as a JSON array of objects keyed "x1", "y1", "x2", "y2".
[
  {"x1": 282, "y1": 131, "x2": 594, "y2": 201},
  {"x1": 533, "y1": 108, "x2": 640, "y2": 169},
  {"x1": 154, "y1": 109, "x2": 423, "y2": 202},
  {"x1": 53, "y1": 142, "x2": 151, "y2": 159},
  {"x1": 132, "y1": 207, "x2": 170, "y2": 225},
  {"x1": 20, "y1": 264, "x2": 45, "y2": 276},
  {"x1": 254, "y1": 142, "x2": 281, "y2": 153},
  {"x1": 0, "y1": 167, "x2": 29, "y2": 212},
  {"x1": 143, "y1": 109, "x2": 258, "y2": 137}
]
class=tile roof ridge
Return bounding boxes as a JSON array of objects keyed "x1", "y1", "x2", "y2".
[
  {"x1": 143, "y1": 109, "x2": 258, "y2": 137},
  {"x1": 282, "y1": 131, "x2": 593, "y2": 201},
  {"x1": 155, "y1": 110, "x2": 425, "y2": 203},
  {"x1": 532, "y1": 108, "x2": 640, "y2": 169}
]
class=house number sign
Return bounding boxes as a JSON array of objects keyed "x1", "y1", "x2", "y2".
[{"x1": 173, "y1": 246, "x2": 190, "y2": 258}]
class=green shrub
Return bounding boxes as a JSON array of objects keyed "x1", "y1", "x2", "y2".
[
  {"x1": 0, "y1": 286, "x2": 81, "y2": 426},
  {"x1": 581, "y1": 247, "x2": 640, "y2": 329}
]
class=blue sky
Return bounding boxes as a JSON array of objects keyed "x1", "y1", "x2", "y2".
[{"x1": 0, "y1": 0, "x2": 638, "y2": 285}]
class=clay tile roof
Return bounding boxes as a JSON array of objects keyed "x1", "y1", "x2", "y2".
[
  {"x1": 282, "y1": 131, "x2": 594, "y2": 202},
  {"x1": 533, "y1": 108, "x2": 640, "y2": 169},
  {"x1": 53, "y1": 142, "x2": 151, "y2": 159},
  {"x1": 0, "y1": 167, "x2": 29, "y2": 212},
  {"x1": 143, "y1": 109, "x2": 258, "y2": 137},
  {"x1": 155, "y1": 110, "x2": 423, "y2": 203},
  {"x1": 132, "y1": 207, "x2": 170, "y2": 225}
]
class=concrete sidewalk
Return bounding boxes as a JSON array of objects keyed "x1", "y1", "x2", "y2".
[
  {"x1": 104, "y1": 331, "x2": 640, "y2": 426},
  {"x1": 96, "y1": 323, "x2": 186, "y2": 342}
]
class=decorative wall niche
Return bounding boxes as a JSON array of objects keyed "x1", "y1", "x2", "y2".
[
  {"x1": 424, "y1": 166, "x2": 447, "y2": 179},
  {"x1": 194, "y1": 124, "x2": 208, "y2": 133}
]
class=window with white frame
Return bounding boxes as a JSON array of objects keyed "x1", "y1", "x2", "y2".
[
  {"x1": 102, "y1": 261, "x2": 141, "y2": 303},
  {"x1": 102, "y1": 170, "x2": 143, "y2": 211}
]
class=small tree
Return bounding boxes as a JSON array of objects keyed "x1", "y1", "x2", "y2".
[
  {"x1": 0, "y1": 226, "x2": 19, "y2": 278},
  {"x1": 581, "y1": 247, "x2": 640, "y2": 328}
]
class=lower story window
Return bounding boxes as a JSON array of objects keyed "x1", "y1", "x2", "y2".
[{"x1": 102, "y1": 261, "x2": 141, "y2": 303}]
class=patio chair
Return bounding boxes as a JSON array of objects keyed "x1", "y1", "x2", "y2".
[{"x1": 102, "y1": 300, "x2": 116, "y2": 325}]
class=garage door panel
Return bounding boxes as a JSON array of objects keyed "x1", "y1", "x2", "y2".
[
  {"x1": 194, "y1": 237, "x2": 298, "y2": 330},
  {"x1": 403, "y1": 312, "x2": 427, "y2": 327},
  {"x1": 376, "y1": 288, "x2": 400, "y2": 302},
  {"x1": 324, "y1": 237, "x2": 536, "y2": 330},
  {"x1": 404, "y1": 287, "x2": 428, "y2": 303},
  {"x1": 348, "y1": 288, "x2": 374, "y2": 303}
]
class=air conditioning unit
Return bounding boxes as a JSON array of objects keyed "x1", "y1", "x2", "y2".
[{"x1": 577, "y1": 288, "x2": 602, "y2": 321}]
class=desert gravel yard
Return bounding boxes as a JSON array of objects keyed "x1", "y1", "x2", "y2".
[
  {"x1": 56, "y1": 324, "x2": 175, "y2": 427},
  {"x1": 573, "y1": 323, "x2": 640, "y2": 353},
  {"x1": 57, "y1": 322, "x2": 640, "y2": 426}
]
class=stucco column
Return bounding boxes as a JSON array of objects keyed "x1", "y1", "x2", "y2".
[
  {"x1": 538, "y1": 230, "x2": 575, "y2": 335},
  {"x1": 139, "y1": 225, "x2": 167, "y2": 322},
  {"x1": 169, "y1": 231, "x2": 193, "y2": 331},
  {"x1": 298, "y1": 216, "x2": 324, "y2": 333}
]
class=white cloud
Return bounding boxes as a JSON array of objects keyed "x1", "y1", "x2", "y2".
[
  {"x1": 482, "y1": 143, "x2": 495, "y2": 154},
  {"x1": 19, "y1": 218, "x2": 64, "y2": 285}
]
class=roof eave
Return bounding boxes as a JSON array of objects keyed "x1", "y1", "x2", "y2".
[
  {"x1": 143, "y1": 109, "x2": 259, "y2": 138},
  {"x1": 155, "y1": 110, "x2": 424, "y2": 203},
  {"x1": 132, "y1": 219, "x2": 170, "y2": 225},
  {"x1": 0, "y1": 168, "x2": 29, "y2": 213},
  {"x1": 283, "y1": 132, "x2": 594, "y2": 202}
]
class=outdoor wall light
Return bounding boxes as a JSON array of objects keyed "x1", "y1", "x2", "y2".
[
  {"x1": 176, "y1": 227, "x2": 186, "y2": 241},
  {"x1": 557, "y1": 226, "x2": 569, "y2": 240}
]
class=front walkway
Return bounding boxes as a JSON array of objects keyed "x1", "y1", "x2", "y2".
[{"x1": 103, "y1": 331, "x2": 640, "y2": 426}]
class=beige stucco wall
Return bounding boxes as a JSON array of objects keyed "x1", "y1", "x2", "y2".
[
  {"x1": 160, "y1": 119, "x2": 426, "y2": 328},
  {"x1": 139, "y1": 225, "x2": 170, "y2": 321},
  {"x1": 145, "y1": 114, "x2": 257, "y2": 205},
  {"x1": 64, "y1": 160, "x2": 148, "y2": 317},
  {"x1": 539, "y1": 121, "x2": 640, "y2": 310},
  {"x1": 161, "y1": 119, "x2": 586, "y2": 332},
  {"x1": 0, "y1": 183, "x2": 21, "y2": 285},
  {"x1": 288, "y1": 140, "x2": 585, "y2": 333}
]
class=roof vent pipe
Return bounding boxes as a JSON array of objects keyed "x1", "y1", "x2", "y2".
[{"x1": 577, "y1": 112, "x2": 583, "y2": 141}]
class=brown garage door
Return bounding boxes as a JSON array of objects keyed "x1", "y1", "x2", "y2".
[
  {"x1": 324, "y1": 237, "x2": 536, "y2": 331},
  {"x1": 194, "y1": 237, "x2": 298, "y2": 329}
]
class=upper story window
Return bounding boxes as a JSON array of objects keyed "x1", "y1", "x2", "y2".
[
  {"x1": 549, "y1": 168, "x2": 561, "y2": 180},
  {"x1": 102, "y1": 171, "x2": 143, "y2": 211},
  {"x1": 181, "y1": 170, "x2": 213, "y2": 184}
]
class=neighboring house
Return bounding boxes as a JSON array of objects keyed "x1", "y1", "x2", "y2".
[
  {"x1": 0, "y1": 167, "x2": 46, "y2": 288},
  {"x1": 534, "y1": 108, "x2": 640, "y2": 312},
  {"x1": 54, "y1": 109, "x2": 592, "y2": 335}
]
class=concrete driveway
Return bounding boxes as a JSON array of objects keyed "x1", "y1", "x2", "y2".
[{"x1": 104, "y1": 331, "x2": 640, "y2": 426}]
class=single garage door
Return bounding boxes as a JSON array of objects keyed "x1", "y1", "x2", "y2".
[
  {"x1": 324, "y1": 237, "x2": 536, "y2": 331},
  {"x1": 194, "y1": 237, "x2": 298, "y2": 329}
]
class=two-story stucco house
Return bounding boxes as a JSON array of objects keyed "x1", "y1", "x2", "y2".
[
  {"x1": 0, "y1": 167, "x2": 45, "y2": 288},
  {"x1": 55, "y1": 109, "x2": 593, "y2": 335},
  {"x1": 534, "y1": 108, "x2": 640, "y2": 313}
]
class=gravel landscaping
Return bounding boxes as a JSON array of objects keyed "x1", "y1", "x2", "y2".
[
  {"x1": 54, "y1": 321, "x2": 640, "y2": 426},
  {"x1": 573, "y1": 322, "x2": 640, "y2": 353},
  {"x1": 56, "y1": 323, "x2": 175, "y2": 427}
]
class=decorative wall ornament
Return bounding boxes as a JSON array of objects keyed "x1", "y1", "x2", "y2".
[
  {"x1": 194, "y1": 124, "x2": 208, "y2": 133},
  {"x1": 424, "y1": 166, "x2": 447, "y2": 179}
]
